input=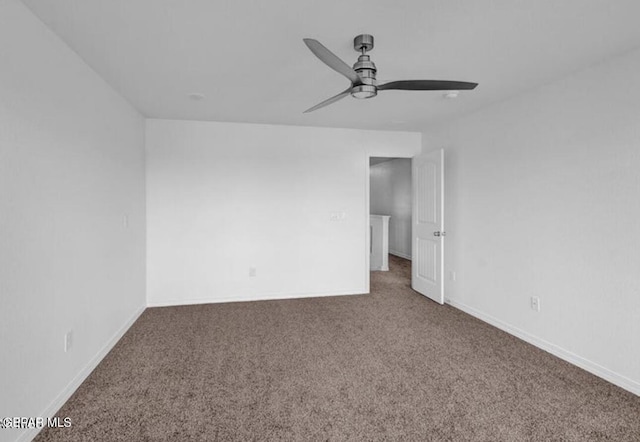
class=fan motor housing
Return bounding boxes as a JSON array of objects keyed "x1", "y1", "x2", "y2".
[
  {"x1": 353, "y1": 54, "x2": 376, "y2": 78},
  {"x1": 352, "y1": 35, "x2": 377, "y2": 91}
]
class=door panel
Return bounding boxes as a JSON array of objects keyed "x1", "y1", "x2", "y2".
[
  {"x1": 417, "y1": 161, "x2": 437, "y2": 224},
  {"x1": 416, "y1": 237, "x2": 437, "y2": 282},
  {"x1": 412, "y1": 149, "x2": 444, "y2": 304}
]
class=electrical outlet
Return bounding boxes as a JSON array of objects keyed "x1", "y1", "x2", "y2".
[
  {"x1": 449, "y1": 271, "x2": 456, "y2": 281},
  {"x1": 249, "y1": 267, "x2": 257, "y2": 277},
  {"x1": 530, "y1": 296, "x2": 541, "y2": 312},
  {"x1": 64, "y1": 330, "x2": 73, "y2": 352}
]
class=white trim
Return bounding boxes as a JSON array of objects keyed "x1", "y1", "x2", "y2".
[
  {"x1": 389, "y1": 250, "x2": 411, "y2": 260},
  {"x1": 19, "y1": 305, "x2": 146, "y2": 442},
  {"x1": 367, "y1": 153, "x2": 416, "y2": 289},
  {"x1": 446, "y1": 298, "x2": 640, "y2": 397},
  {"x1": 364, "y1": 154, "x2": 371, "y2": 294},
  {"x1": 148, "y1": 289, "x2": 366, "y2": 308}
]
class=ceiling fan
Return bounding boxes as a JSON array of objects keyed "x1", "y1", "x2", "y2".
[{"x1": 303, "y1": 34, "x2": 478, "y2": 113}]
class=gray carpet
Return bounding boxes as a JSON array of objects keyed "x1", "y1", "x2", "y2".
[{"x1": 36, "y1": 255, "x2": 640, "y2": 441}]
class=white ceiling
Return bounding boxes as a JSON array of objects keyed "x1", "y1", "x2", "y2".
[{"x1": 22, "y1": 0, "x2": 640, "y2": 132}]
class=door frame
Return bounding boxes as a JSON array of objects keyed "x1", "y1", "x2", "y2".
[{"x1": 365, "y1": 154, "x2": 415, "y2": 293}]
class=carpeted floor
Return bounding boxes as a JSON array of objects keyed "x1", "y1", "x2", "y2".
[{"x1": 36, "y1": 255, "x2": 640, "y2": 441}]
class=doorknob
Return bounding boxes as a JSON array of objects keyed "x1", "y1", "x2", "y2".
[{"x1": 433, "y1": 231, "x2": 446, "y2": 237}]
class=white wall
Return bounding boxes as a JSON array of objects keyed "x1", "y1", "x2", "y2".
[
  {"x1": 427, "y1": 48, "x2": 640, "y2": 395},
  {"x1": 370, "y1": 159, "x2": 412, "y2": 259},
  {"x1": 0, "y1": 2, "x2": 146, "y2": 441},
  {"x1": 146, "y1": 120, "x2": 420, "y2": 306}
]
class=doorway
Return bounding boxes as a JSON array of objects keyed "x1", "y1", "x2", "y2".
[
  {"x1": 369, "y1": 157, "x2": 412, "y2": 267},
  {"x1": 367, "y1": 150, "x2": 445, "y2": 304},
  {"x1": 368, "y1": 156, "x2": 413, "y2": 280}
]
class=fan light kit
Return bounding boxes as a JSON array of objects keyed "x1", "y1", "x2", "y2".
[{"x1": 303, "y1": 34, "x2": 478, "y2": 113}]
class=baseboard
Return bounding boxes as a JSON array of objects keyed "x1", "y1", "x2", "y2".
[
  {"x1": 148, "y1": 289, "x2": 367, "y2": 308},
  {"x1": 370, "y1": 266, "x2": 389, "y2": 271},
  {"x1": 18, "y1": 305, "x2": 146, "y2": 442},
  {"x1": 446, "y1": 298, "x2": 640, "y2": 397},
  {"x1": 389, "y1": 250, "x2": 411, "y2": 260}
]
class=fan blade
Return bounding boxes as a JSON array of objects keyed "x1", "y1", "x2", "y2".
[
  {"x1": 378, "y1": 80, "x2": 478, "y2": 91},
  {"x1": 303, "y1": 39, "x2": 362, "y2": 86},
  {"x1": 304, "y1": 87, "x2": 352, "y2": 113}
]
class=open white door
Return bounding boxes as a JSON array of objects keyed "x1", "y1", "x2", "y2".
[{"x1": 412, "y1": 149, "x2": 444, "y2": 304}]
